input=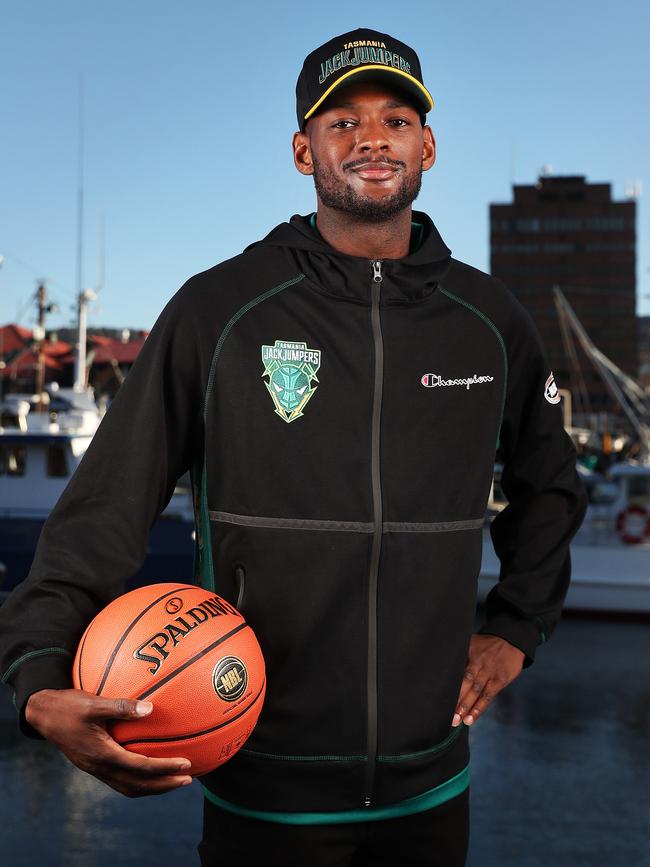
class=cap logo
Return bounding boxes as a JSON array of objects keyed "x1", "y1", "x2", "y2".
[{"x1": 319, "y1": 45, "x2": 411, "y2": 85}]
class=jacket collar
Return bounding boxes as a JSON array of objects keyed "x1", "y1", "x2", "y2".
[{"x1": 251, "y1": 210, "x2": 453, "y2": 305}]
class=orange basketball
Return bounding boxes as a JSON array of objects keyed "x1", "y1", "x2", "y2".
[{"x1": 72, "y1": 583, "x2": 266, "y2": 776}]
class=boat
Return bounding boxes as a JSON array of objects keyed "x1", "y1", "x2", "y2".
[
  {"x1": 478, "y1": 282, "x2": 650, "y2": 615},
  {"x1": 479, "y1": 460, "x2": 650, "y2": 613},
  {"x1": 0, "y1": 386, "x2": 195, "y2": 601}
]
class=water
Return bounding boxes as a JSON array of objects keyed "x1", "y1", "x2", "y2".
[{"x1": 1, "y1": 613, "x2": 648, "y2": 866}]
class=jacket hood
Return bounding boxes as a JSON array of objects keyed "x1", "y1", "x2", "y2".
[{"x1": 247, "y1": 210, "x2": 453, "y2": 305}]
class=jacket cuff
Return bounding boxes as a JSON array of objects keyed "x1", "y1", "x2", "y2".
[
  {"x1": 478, "y1": 610, "x2": 544, "y2": 669},
  {"x1": 6, "y1": 652, "x2": 74, "y2": 739}
]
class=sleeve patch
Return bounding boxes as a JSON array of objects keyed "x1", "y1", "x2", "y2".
[{"x1": 544, "y1": 372, "x2": 561, "y2": 405}]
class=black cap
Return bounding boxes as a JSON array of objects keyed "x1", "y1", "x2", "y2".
[{"x1": 296, "y1": 28, "x2": 434, "y2": 131}]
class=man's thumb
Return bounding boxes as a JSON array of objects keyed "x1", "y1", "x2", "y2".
[{"x1": 109, "y1": 698, "x2": 153, "y2": 718}]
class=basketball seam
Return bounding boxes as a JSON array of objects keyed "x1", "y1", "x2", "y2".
[
  {"x1": 135, "y1": 622, "x2": 249, "y2": 701},
  {"x1": 120, "y1": 678, "x2": 266, "y2": 746},
  {"x1": 96, "y1": 586, "x2": 198, "y2": 696},
  {"x1": 77, "y1": 626, "x2": 91, "y2": 691}
]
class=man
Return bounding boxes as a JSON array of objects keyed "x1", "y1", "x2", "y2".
[{"x1": 0, "y1": 28, "x2": 587, "y2": 867}]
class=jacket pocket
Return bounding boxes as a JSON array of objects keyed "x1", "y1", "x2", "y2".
[{"x1": 234, "y1": 564, "x2": 246, "y2": 614}]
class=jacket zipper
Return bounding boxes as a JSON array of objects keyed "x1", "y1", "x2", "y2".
[{"x1": 364, "y1": 259, "x2": 384, "y2": 807}]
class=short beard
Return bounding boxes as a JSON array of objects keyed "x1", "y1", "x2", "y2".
[{"x1": 311, "y1": 154, "x2": 423, "y2": 223}]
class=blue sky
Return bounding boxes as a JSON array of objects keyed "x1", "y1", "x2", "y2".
[{"x1": 1, "y1": 0, "x2": 649, "y2": 332}]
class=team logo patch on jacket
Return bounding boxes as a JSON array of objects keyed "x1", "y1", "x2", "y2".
[
  {"x1": 544, "y1": 372, "x2": 561, "y2": 404},
  {"x1": 261, "y1": 339, "x2": 321, "y2": 423}
]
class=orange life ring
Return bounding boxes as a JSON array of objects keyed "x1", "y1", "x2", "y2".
[{"x1": 616, "y1": 505, "x2": 650, "y2": 544}]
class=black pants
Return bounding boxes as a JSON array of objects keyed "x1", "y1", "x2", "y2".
[{"x1": 197, "y1": 788, "x2": 470, "y2": 866}]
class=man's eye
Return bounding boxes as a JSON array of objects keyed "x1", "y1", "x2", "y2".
[
  {"x1": 332, "y1": 119, "x2": 356, "y2": 129},
  {"x1": 388, "y1": 118, "x2": 409, "y2": 127}
]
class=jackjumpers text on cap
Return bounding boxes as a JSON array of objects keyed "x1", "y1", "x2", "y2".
[{"x1": 296, "y1": 28, "x2": 434, "y2": 131}]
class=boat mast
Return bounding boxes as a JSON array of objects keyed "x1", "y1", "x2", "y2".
[
  {"x1": 72, "y1": 75, "x2": 96, "y2": 393},
  {"x1": 552, "y1": 284, "x2": 650, "y2": 457}
]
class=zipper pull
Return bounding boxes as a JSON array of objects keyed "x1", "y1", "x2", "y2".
[{"x1": 372, "y1": 260, "x2": 383, "y2": 283}]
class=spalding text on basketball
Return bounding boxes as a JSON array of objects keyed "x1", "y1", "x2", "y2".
[{"x1": 133, "y1": 595, "x2": 239, "y2": 675}]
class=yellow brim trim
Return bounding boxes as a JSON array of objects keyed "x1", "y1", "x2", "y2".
[{"x1": 304, "y1": 65, "x2": 434, "y2": 121}]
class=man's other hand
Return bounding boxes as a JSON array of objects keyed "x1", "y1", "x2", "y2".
[
  {"x1": 451, "y1": 634, "x2": 525, "y2": 727},
  {"x1": 25, "y1": 688, "x2": 193, "y2": 796}
]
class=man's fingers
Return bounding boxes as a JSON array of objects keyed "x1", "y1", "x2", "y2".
[
  {"x1": 23, "y1": 688, "x2": 195, "y2": 797},
  {"x1": 82, "y1": 694, "x2": 154, "y2": 721},
  {"x1": 88, "y1": 728, "x2": 192, "y2": 776},
  {"x1": 452, "y1": 670, "x2": 504, "y2": 726},
  {"x1": 450, "y1": 634, "x2": 526, "y2": 728},
  {"x1": 458, "y1": 681, "x2": 498, "y2": 725},
  {"x1": 451, "y1": 667, "x2": 484, "y2": 726}
]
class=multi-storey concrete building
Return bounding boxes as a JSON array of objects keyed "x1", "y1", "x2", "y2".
[{"x1": 490, "y1": 174, "x2": 637, "y2": 417}]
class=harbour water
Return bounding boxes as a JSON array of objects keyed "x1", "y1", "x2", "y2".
[{"x1": 0, "y1": 612, "x2": 648, "y2": 866}]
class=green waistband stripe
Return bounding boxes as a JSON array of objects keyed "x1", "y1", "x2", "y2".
[{"x1": 200, "y1": 764, "x2": 469, "y2": 825}]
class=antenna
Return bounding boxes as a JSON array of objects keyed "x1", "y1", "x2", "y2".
[
  {"x1": 509, "y1": 138, "x2": 516, "y2": 188},
  {"x1": 76, "y1": 74, "x2": 84, "y2": 299},
  {"x1": 96, "y1": 212, "x2": 105, "y2": 293}
]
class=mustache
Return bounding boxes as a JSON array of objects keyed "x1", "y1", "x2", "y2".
[{"x1": 342, "y1": 157, "x2": 406, "y2": 171}]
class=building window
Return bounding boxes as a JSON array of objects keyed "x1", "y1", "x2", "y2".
[
  {"x1": 584, "y1": 216, "x2": 628, "y2": 231},
  {"x1": 47, "y1": 444, "x2": 69, "y2": 477},
  {"x1": 0, "y1": 445, "x2": 26, "y2": 476},
  {"x1": 542, "y1": 242, "x2": 576, "y2": 253},
  {"x1": 491, "y1": 219, "x2": 512, "y2": 233},
  {"x1": 542, "y1": 217, "x2": 583, "y2": 231},
  {"x1": 514, "y1": 218, "x2": 541, "y2": 232},
  {"x1": 585, "y1": 241, "x2": 635, "y2": 253},
  {"x1": 493, "y1": 243, "x2": 539, "y2": 254}
]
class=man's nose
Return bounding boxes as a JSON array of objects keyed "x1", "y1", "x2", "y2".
[{"x1": 355, "y1": 120, "x2": 390, "y2": 152}]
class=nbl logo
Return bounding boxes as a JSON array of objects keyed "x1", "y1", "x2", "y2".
[{"x1": 213, "y1": 656, "x2": 248, "y2": 702}]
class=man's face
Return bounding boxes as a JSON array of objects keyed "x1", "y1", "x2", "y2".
[{"x1": 293, "y1": 81, "x2": 436, "y2": 222}]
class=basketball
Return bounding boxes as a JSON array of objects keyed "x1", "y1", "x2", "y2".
[{"x1": 72, "y1": 583, "x2": 266, "y2": 776}]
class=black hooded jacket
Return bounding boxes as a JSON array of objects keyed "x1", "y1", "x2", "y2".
[{"x1": 0, "y1": 211, "x2": 588, "y2": 816}]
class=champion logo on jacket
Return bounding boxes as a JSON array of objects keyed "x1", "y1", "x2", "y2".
[{"x1": 420, "y1": 372, "x2": 494, "y2": 390}]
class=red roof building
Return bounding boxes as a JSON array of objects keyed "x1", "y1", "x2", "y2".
[{"x1": 0, "y1": 324, "x2": 149, "y2": 397}]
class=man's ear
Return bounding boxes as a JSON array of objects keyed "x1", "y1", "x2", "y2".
[
  {"x1": 422, "y1": 125, "x2": 436, "y2": 172},
  {"x1": 293, "y1": 130, "x2": 314, "y2": 176}
]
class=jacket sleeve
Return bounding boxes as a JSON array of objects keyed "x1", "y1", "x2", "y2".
[
  {"x1": 0, "y1": 279, "x2": 207, "y2": 736},
  {"x1": 478, "y1": 299, "x2": 589, "y2": 667}
]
